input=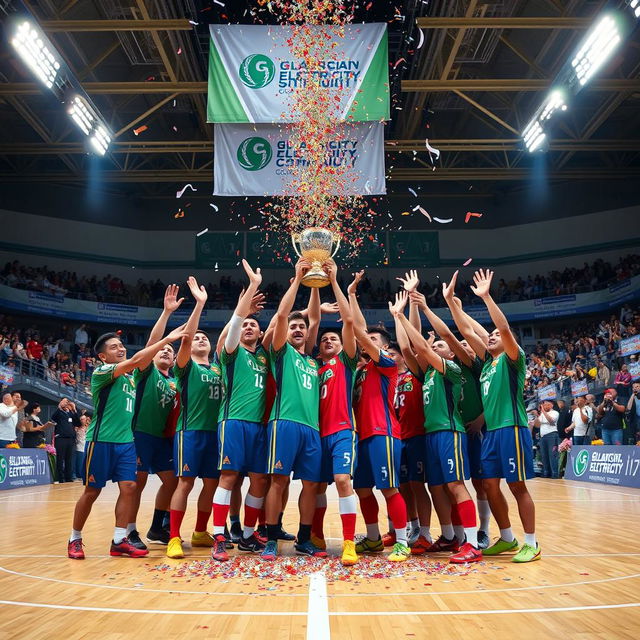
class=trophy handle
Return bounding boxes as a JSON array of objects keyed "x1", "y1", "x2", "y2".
[
  {"x1": 330, "y1": 233, "x2": 341, "y2": 258},
  {"x1": 291, "y1": 233, "x2": 303, "y2": 259}
]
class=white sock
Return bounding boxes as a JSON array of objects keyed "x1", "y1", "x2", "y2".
[
  {"x1": 126, "y1": 522, "x2": 136, "y2": 535},
  {"x1": 113, "y1": 526, "x2": 127, "y2": 544},
  {"x1": 464, "y1": 527, "x2": 478, "y2": 548},
  {"x1": 366, "y1": 523, "x2": 381, "y2": 540},
  {"x1": 410, "y1": 518, "x2": 419, "y2": 530},
  {"x1": 441, "y1": 524, "x2": 455, "y2": 540},
  {"x1": 477, "y1": 499, "x2": 491, "y2": 533},
  {"x1": 453, "y1": 524, "x2": 465, "y2": 543},
  {"x1": 524, "y1": 532, "x2": 537, "y2": 547},
  {"x1": 339, "y1": 494, "x2": 357, "y2": 515},
  {"x1": 500, "y1": 527, "x2": 514, "y2": 543},
  {"x1": 419, "y1": 525, "x2": 432, "y2": 542},
  {"x1": 387, "y1": 516, "x2": 393, "y2": 533},
  {"x1": 316, "y1": 493, "x2": 328, "y2": 508},
  {"x1": 395, "y1": 527, "x2": 408, "y2": 545},
  {"x1": 213, "y1": 487, "x2": 232, "y2": 535},
  {"x1": 70, "y1": 529, "x2": 82, "y2": 542}
]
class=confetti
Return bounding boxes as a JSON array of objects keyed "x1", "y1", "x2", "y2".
[
  {"x1": 196, "y1": 228, "x2": 209, "y2": 237},
  {"x1": 465, "y1": 211, "x2": 483, "y2": 223},
  {"x1": 401, "y1": 211, "x2": 410, "y2": 216},
  {"x1": 393, "y1": 57, "x2": 406, "y2": 69},
  {"x1": 176, "y1": 47, "x2": 182, "y2": 55},
  {"x1": 133, "y1": 125, "x2": 148, "y2": 136},
  {"x1": 408, "y1": 187, "x2": 417, "y2": 197},
  {"x1": 209, "y1": 203, "x2": 219, "y2": 212},
  {"x1": 463, "y1": 258, "x2": 473, "y2": 266},
  {"x1": 176, "y1": 183, "x2": 197, "y2": 199},
  {"x1": 174, "y1": 209, "x2": 185, "y2": 219},
  {"x1": 213, "y1": 0, "x2": 225, "y2": 5},
  {"x1": 188, "y1": 20, "x2": 199, "y2": 25},
  {"x1": 425, "y1": 139, "x2": 441, "y2": 160},
  {"x1": 416, "y1": 28, "x2": 425, "y2": 50},
  {"x1": 412, "y1": 205, "x2": 431, "y2": 222},
  {"x1": 432, "y1": 217, "x2": 453, "y2": 224}
]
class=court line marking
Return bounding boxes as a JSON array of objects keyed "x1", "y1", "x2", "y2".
[
  {"x1": 555, "y1": 480, "x2": 640, "y2": 498},
  {"x1": 307, "y1": 572, "x2": 329, "y2": 640}
]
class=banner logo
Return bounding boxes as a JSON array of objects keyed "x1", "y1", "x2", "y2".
[
  {"x1": 237, "y1": 137, "x2": 272, "y2": 171},
  {"x1": 574, "y1": 449, "x2": 589, "y2": 477},
  {"x1": 0, "y1": 455, "x2": 6, "y2": 483},
  {"x1": 239, "y1": 54, "x2": 275, "y2": 89}
]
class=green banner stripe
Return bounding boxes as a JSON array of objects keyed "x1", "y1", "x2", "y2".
[{"x1": 207, "y1": 38, "x2": 249, "y2": 123}]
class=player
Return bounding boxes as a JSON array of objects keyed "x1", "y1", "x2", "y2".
[
  {"x1": 67, "y1": 324, "x2": 186, "y2": 559},
  {"x1": 309, "y1": 260, "x2": 359, "y2": 566},
  {"x1": 261, "y1": 258, "x2": 326, "y2": 560},
  {"x1": 167, "y1": 277, "x2": 224, "y2": 559},
  {"x1": 349, "y1": 271, "x2": 409, "y2": 563},
  {"x1": 446, "y1": 269, "x2": 540, "y2": 563},
  {"x1": 128, "y1": 285, "x2": 183, "y2": 548}
]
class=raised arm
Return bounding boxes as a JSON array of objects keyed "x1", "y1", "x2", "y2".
[
  {"x1": 389, "y1": 291, "x2": 421, "y2": 376},
  {"x1": 347, "y1": 270, "x2": 366, "y2": 333},
  {"x1": 397, "y1": 269, "x2": 421, "y2": 332},
  {"x1": 305, "y1": 287, "x2": 321, "y2": 355},
  {"x1": 176, "y1": 276, "x2": 208, "y2": 369},
  {"x1": 224, "y1": 260, "x2": 263, "y2": 355},
  {"x1": 272, "y1": 259, "x2": 309, "y2": 352},
  {"x1": 394, "y1": 311, "x2": 446, "y2": 375},
  {"x1": 324, "y1": 260, "x2": 356, "y2": 359},
  {"x1": 147, "y1": 284, "x2": 184, "y2": 348}
]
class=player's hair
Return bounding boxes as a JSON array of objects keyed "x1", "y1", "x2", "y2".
[
  {"x1": 366, "y1": 326, "x2": 391, "y2": 347},
  {"x1": 387, "y1": 341, "x2": 401, "y2": 353},
  {"x1": 318, "y1": 327, "x2": 342, "y2": 343},
  {"x1": 244, "y1": 314, "x2": 262, "y2": 329},
  {"x1": 194, "y1": 329, "x2": 209, "y2": 340},
  {"x1": 288, "y1": 311, "x2": 309, "y2": 328},
  {"x1": 94, "y1": 332, "x2": 120, "y2": 356}
]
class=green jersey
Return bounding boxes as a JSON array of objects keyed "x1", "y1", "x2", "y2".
[
  {"x1": 87, "y1": 364, "x2": 136, "y2": 443},
  {"x1": 479, "y1": 348, "x2": 528, "y2": 430},
  {"x1": 219, "y1": 345, "x2": 269, "y2": 423},
  {"x1": 131, "y1": 365, "x2": 177, "y2": 437},
  {"x1": 458, "y1": 356, "x2": 484, "y2": 425},
  {"x1": 174, "y1": 359, "x2": 222, "y2": 431},
  {"x1": 422, "y1": 359, "x2": 464, "y2": 434},
  {"x1": 269, "y1": 342, "x2": 319, "y2": 430}
]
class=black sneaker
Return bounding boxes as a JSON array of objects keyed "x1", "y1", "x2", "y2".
[
  {"x1": 146, "y1": 527, "x2": 170, "y2": 545},
  {"x1": 224, "y1": 525, "x2": 234, "y2": 549},
  {"x1": 230, "y1": 521, "x2": 243, "y2": 544},
  {"x1": 237, "y1": 532, "x2": 266, "y2": 553},
  {"x1": 257, "y1": 524, "x2": 267, "y2": 540},
  {"x1": 128, "y1": 530, "x2": 148, "y2": 551},
  {"x1": 277, "y1": 526, "x2": 295, "y2": 541}
]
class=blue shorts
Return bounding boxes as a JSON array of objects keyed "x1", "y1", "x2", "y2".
[
  {"x1": 218, "y1": 419, "x2": 267, "y2": 474},
  {"x1": 320, "y1": 429, "x2": 357, "y2": 483},
  {"x1": 426, "y1": 430, "x2": 469, "y2": 486},
  {"x1": 481, "y1": 426, "x2": 534, "y2": 483},
  {"x1": 174, "y1": 430, "x2": 220, "y2": 479},
  {"x1": 353, "y1": 435, "x2": 401, "y2": 490},
  {"x1": 134, "y1": 431, "x2": 174, "y2": 474},
  {"x1": 266, "y1": 420, "x2": 321, "y2": 482},
  {"x1": 400, "y1": 434, "x2": 427, "y2": 483},
  {"x1": 466, "y1": 428, "x2": 486, "y2": 480},
  {"x1": 83, "y1": 441, "x2": 137, "y2": 489}
]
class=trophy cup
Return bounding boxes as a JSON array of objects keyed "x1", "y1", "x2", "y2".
[{"x1": 291, "y1": 227, "x2": 341, "y2": 288}]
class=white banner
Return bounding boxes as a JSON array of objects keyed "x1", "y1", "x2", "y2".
[{"x1": 213, "y1": 122, "x2": 386, "y2": 196}]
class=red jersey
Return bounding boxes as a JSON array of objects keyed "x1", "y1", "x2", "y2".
[
  {"x1": 318, "y1": 350, "x2": 358, "y2": 437},
  {"x1": 396, "y1": 369, "x2": 425, "y2": 440},
  {"x1": 354, "y1": 351, "x2": 400, "y2": 440},
  {"x1": 262, "y1": 371, "x2": 277, "y2": 424}
]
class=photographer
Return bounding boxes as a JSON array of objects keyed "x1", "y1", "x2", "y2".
[
  {"x1": 533, "y1": 400, "x2": 560, "y2": 479},
  {"x1": 596, "y1": 388, "x2": 626, "y2": 446},
  {"x1": 566, "y1": 396, "x2": 594, "y2": 445},
  {"x1": 22, "y1": 403, "x2": 55, "y2": 448},
  {"x1": 51, "y1": 397, "x2": 80, "y2": 482},
  {"x1": 626, "y1": 382, "x2": 640, "y2": 443}
]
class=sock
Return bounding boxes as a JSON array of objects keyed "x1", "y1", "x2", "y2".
[
  {"x1": 126, "y1": 522, "x2": 136, "y2": 535},
  {"x1": 524, "y1": 532, "x2": 537, "y2": 547},
  {"x1": 212, "y1": 487, "x2": 232, "y2": 535},
  {"x1": 385, "y1": 492, "x2": 407, "y2": 544},
  {"x1": 243, "y1": 493, "x2": 264, "y2": 537},
  {"x1": 297, "y1": 523, "x2": 312, "y2": 544},
  {"x1": 161, "y1": 510, "x2": 170, "y2": 530},
  {"x1": 410, "y1": 518, "x2": 419, "y2": 531},
  {"x1": 477, "y1": 499, "x2": 491, "y2": 533},
  {"x1": 312, "y1": 494, "x2": 328, "y2": 539},
  {"x1": 278, "y1": 512, "x2": 285, "y2": 528},
  {"x1": 387, "y1": 516, "x2": 394, "y2": 533},
  {"x1": 339, "y1": 494, "x2": 357, "y2": 541},
  {"x1": 151, "y1": 508, "x2": 165, "y2": 531},
  {"x1": 266, "y1": 523, "x2": 280, "y2": 543},
  {"x1": 457, "y1": 500, "x2": 478, "y2": 546},
  {"x1": 113, "y1": 526, "x2": 127, "y2": 544},
  {"x1": 258, "y1": 508, "x2": 266, "y2": 527},
  {"x1": 358, "y1": 494, "x2": 380, "y2": 539},
  {"x1": 170, "y1": 509, "x2": 185, "y2": 540},
  {"x1": 195, "y1": 509, "x2": 210, "y2": 534},
  {"x1": 70, "y1": 529, "x2": 82, "y2": 542},
  {"x1": 419, "y1": 525, "x2": 432, "y2": 542},
  {"x1": 451, "y1": 503, "x2": 465, "y2": 542},
  {"x1": 500, "y1": 527, "x2": 515, "y2": 543},
  {"x1": 230, "y1": 514, "x2": 240, "y2": 526},
  {"x1": 366, "y1": 523, "x2": 380, "y2": 540},
  {"x1": 442, "y1": 523, "x2": 455, "y2": 540}
]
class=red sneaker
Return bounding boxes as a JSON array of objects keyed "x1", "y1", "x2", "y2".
[
  {"x1": 450, "y1": 542, "x2": 482, "y2": 564},
  {"x1": 425, "y1": 535, "x2": 460, "y2": 553},
  {"x1": 410, "y1": 536, "x2": 433, "y2": 555},
  {"x1": 110, "y1": 537, "x2": 149, "y2": 557},
  {"x1": 382, "y1": 531, "x2": 396, "y2": 547},
  {"x1": 255, "y1": 530, "x2": 268, "y2": 544},
  {"x1": 211, "y1": 534, "x2": 229, "y2": 562},
  {"x1": 68, "y1": 538, "x2": 85, "y2": 560}
]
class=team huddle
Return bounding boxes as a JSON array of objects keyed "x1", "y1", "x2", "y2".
[{"x1": 67, "y1": 259, "x2": 540, "y2": 567}]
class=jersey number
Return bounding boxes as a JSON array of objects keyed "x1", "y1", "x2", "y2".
[
  {"x1": 254, "y1": 373, "x2": 264, "y2": 389},
  {"x1": 208, "y1": 385, "x2": 220, "y2": 400},
  {"x1": 302, "y1": 373, "x2": 313, "y2": 390},
  {"x1": 125, "y1": 397, "x2": 133, "y2": 413},
  {"x1": 395, "y1": 393, "x2": 405, "y2": 409},
  {"x1": 482, "y1": 381, "x2": 490, "y2": 396},
  {"x1": 320, "y1": 384, "x2": 328, "y2": 400}
]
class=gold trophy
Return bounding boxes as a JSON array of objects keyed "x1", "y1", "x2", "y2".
[{"x1": 291, "y1": 227, "x2": 341, "y2": 288}]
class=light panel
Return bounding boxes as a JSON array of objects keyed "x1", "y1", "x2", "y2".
[
  {"x1": 67, "y1": 94, "x2": 112, "y2": 155},
  {"x1": 571, "y1": 15, "x2": 622, "y2": 86},
  {"x1": 10, "y1": 20, "x2": 61, "y2": 89}
]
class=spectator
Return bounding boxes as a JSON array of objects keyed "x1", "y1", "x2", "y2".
[
  {"x1": 614, "y1": 365, "x2": 632, "y2": 402},
  {"x1": 74, "y1": 323, "x2": 89, "y2": 358},
  {"x1": 11, "y1": 391, "x2": 27, "y2": 445},
  {"x1": 22, "y1": 402, "x2": 54, "y2": 448},
  {"x1": 534, "y1": 400, "x2": 560, "y2": 479},
  {"x1": 74, "y1": 413, "x2": 89, "y2": 481},
  {"x1": 51, "y1": 397, "x2": 80, "y2": 482},
  {"x1": 596, "y1": 360, "x2": 611, "y2": 387},
  {"x1": 596, "y1": 388, "x2": 626, "y2": 445},
  {"x1": 625, "y1": 382, "x2": 640, "y2": 443},
  {"x1": 26, "y1": 334, "x2": 43, "y2": 361},
  {"x1": 0, "y1": 392, "x2": 26, "y2": 447},
  {"x1": 556, "y1": 399, "x2": 572, "y2": 441},
  {"x1": 567, "y1": 396, "x2": 594, "y2": 445}
]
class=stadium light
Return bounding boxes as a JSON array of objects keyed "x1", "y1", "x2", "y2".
[
  {"x1": 522, "y1": 119, "x2": 546, "y2": 153},
  {"x1": 539, "y1": 89, "x2": 567, "y2": 122},
  {"x1": 67, "y1": 94, "x2": 112, "y2": 156},
  {"x1": 628, "y1": 1, "x2": 640, "y2": 20},
  {"x1": 10, "y1": 20, "x2": 61, "y2": 90},
  {"x1": 571, "y1": 14, "x2": 622, "y2": 86}
]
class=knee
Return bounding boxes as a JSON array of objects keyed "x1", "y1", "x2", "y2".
[
  {"x1": 250, "y1": 475, "x2": 269, "y2": 494},
  {"x1": 302, "y1": 481, "x2": 319, "y2": 492},
  {"x1": 119, "y1": 481, "x2": 137, "y2": 495},
  {"x1": 482, "y1": 479, "x2": 500, "y2": 495},
  {"x1": 508, "y1": 481, "x2": 529, "y2": 497},
  {"x1": 334, "y1": 476, "x2": 351, "y2": 494}
]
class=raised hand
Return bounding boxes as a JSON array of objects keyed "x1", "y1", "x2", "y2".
[
  {"x1": 470, "y1": 269, "x2": 494, "y2": 299},
  {"x1": 320, "y1": 302, "x2": 340, "y2": 315},
  {"x1": 388, "y1": 290, "x2": 408, "y2": 316},
  {"x1": 347, "y1": 270, "x2": 365, "y2": 295},
  {"x1": 165, "y1": 323, "x2": 189, "y2": 343},
  {"x1": 397, "y1": 269, "x2": 419, "y2": 292},
  {"x1": 249, "y1": 292, "x2": 266, "y2": 315},
  {"x1": 187, "y1": 276, "x2": 208, "y2": 305},
  {"x1": 442, "y1": 270, "x2": 459, "y2": 301},
  {"x1": 426, "y1": 331, "x2": 436, "y2": 349},
  {"x1": 164, "y1": 284, "x2": 184, "y2": 313},
  {"x1": 409, "y1": 290, "x2": 427, "y2": 311},
  {"x1": 242, "y1": 259, "x2": 262, "y2": 287},
  {"x1": 294, "y1": 258, "x2": 311, "y2": 282}
]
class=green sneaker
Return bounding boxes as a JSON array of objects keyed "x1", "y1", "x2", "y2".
[
  {"x1": 388, "y1": 542, "x2": 411, "y2": 562},
  {"x1": 482, "y1": 537, "x2": 519, "y2": 556},
  {"x1": 512, "y1": 543, "x2": 541, "y2": 563},
  {"x1": 355, "y1": 536, "x2": 384, "y2": 554}
]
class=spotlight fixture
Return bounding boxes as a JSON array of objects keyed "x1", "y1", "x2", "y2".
[
  {"x1": 67, "y1": 94, "x2": 112, "y2": 156},
  {"x1": 571, "y1": 14, "x2": 622, "y2": 87},
  {"x1": 522, "y1": 119, "x2": 546, "y2": 153},
  {"x1": 539, "y1": 90, "x2": 567, "y2": 122},
  {"x1": 628, "y1": 1, "x2": 640, "y2": 20},
  {"x1": 10, "y1": 20, "x2": 61, "y2": 90}
]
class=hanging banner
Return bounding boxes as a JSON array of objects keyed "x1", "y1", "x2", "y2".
[
  {"x1": 571, "y1": 380, "x2": 589, "y2": 397},
  {"x1": 213, "y1": 122, "x2": 386, "y2": 196},
  {"x1": 537, "y1": 384, "x2": 557, "y2": 401},
  {"x1": 207, "y1": 23, "x2": 389, "y2": 123},
  {"x1": 619, "y1": 335, "x2": 640, "y2": 357}
]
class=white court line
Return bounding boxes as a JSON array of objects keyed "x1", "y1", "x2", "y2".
[
  {"x1": 0, "y1": 484, "x2": 78, "y2": 500},
  {"x1": 556, "y1": 480, "x2": 640, "y2": 498},
  {"x1": 307, "y1": 572, "x2": 330, "y2": 640}
]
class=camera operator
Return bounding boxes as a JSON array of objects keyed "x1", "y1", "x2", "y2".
[
  {"x1": 596, "y1": 388, "x2": 626, "y2": 446},
  {"x1": 626, "y1": 382, "x2": 640, "y2": 443},
  {"x1": 533, "y1": 400, "x2": 560, "y2": 479}
]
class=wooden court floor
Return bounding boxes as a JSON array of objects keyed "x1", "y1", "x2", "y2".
[{"x1": 0, "y1": 477, "x2": 639, "y2": 640}]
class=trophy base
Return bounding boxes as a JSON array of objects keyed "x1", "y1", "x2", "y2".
[{"x1": 301, "y1": 271, "x2": 330, "y2": 288}]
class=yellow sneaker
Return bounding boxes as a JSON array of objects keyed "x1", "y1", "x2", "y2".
[
  {"x1": 341, "y1": 540, "x2": 358, "y2": 566},
  {"x1": 388, "y1": 542, "x2": 411, "y2": 562},
  {"x1": 311, "y1": 534, "x2": 327, "y2": 550},
  {"x1": 167, "y1": 536, "x2": 184, "y2": 559},
  {"x1": 191, "y1": 531, "x2": 215, "y2": 547}
]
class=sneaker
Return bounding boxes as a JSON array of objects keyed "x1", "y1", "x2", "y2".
[
  {"x1": 146, "y1": 527, "x2": 170, "y2": 545},
  {"x1": 237, "y1": 532, "x2": 266, "y2": 553},
  {"x1": 230, "y1": 521, "x2": 243, "y2": 544},
  {"x1": 477, "y1": 530, "x2": 490, "y2": 550},
  {"x1": 110, "y1": 537, "x2": 149, "y2": 558},
  {"x1": 167, "y1": 536, "x2": 184, "y2": 559},
  {"x1": 68, "y1": 538, "x2": 85, "y2": 560},
  {"x1": 410, "y1": 536, "x2": 433, "y2": 555},
  {"x1": 211, "y1": 534, "x2": 229, "y2": 562},
  {"x1": 127, "y1": 530, "x2": 147, "y2": 551},
  {"x1": 407, "y1": 527, "x2": 421, "y2": 547},
  {"x1": 425, "y1": 535, "x2": 459, "y2": 553},
  {"x1": 191, "y1": 531, "x2": 215, "y2": 548},
  {"x1": 388, "y1": 541, "x2": 411, "y2": 562},
  {"x1": 512, "y1": 543, "x2": 541, "y2": 563},
  {"x1": 260, "y1": 540, "x2": 278, "y2": 561},
  {"x1": 310, "y1": 534, "x2": 326, "y2": 550},
  {"x1": 381, "y1": 531, "x2": 396, "y2": 547},
  {"x1": 341, "y1": 540, "x2": 358, "y2": 566},
  {"x1": 224, "y1": 526, "x2": 234, "y2": 549},
  {"x1": 450, "y1": 542, "x2": 482, "y2": 564},
  {"x1": 276, "y1": 526, "x2": 295, "y2": 541},
  {"x1": 482, "y1": 537, "x2": 519, "y2": 556},
  {"x1": 355, "y1": 536, "x2": 384, "y2": 554},
  {"x1": 294, "y1": 540, "x2": 328, "y2": 558},
  {"x1": 255, "y1": 528, "x2": 268, "y2": 544}
]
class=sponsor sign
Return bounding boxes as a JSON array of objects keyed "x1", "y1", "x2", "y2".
[
  {"x1": 565, "y1": 445, "x2": 640, "y2": 488},
  {"x1": 619, "y1": 335, "x2": 640, "y2": 357},
  {"x1": 537, "y1": 384, "x2": 557, "y2": 401},
  {"x1": 207, "y1": 24, "x2": 389, "y2": 122},
  {"x1": 0, "y1": 366, "x2": 14, "y2": 385},
  {"x1": 0, "y1": 448, "x2": 51, "y2": 490},
  {"x1": 571, "y1": 380, "x2": 589, "y2": 397},
  {"x1": 629, "y1": 361, "x2": 640, "y2": 380}
]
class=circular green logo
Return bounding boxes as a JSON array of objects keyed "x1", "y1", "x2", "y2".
[
  {"x1": 239, "y1": 54, "x2": 275, "y2": 89},
  {"x1": 0, "y1": 455, "x2": 7, "y2": 484},
  {"x1": 237, "y1": 137, "x2": 272, "y2": 171},
  {"x1": 574, "y1": 449, "x2": 589, "y2": 477}
]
